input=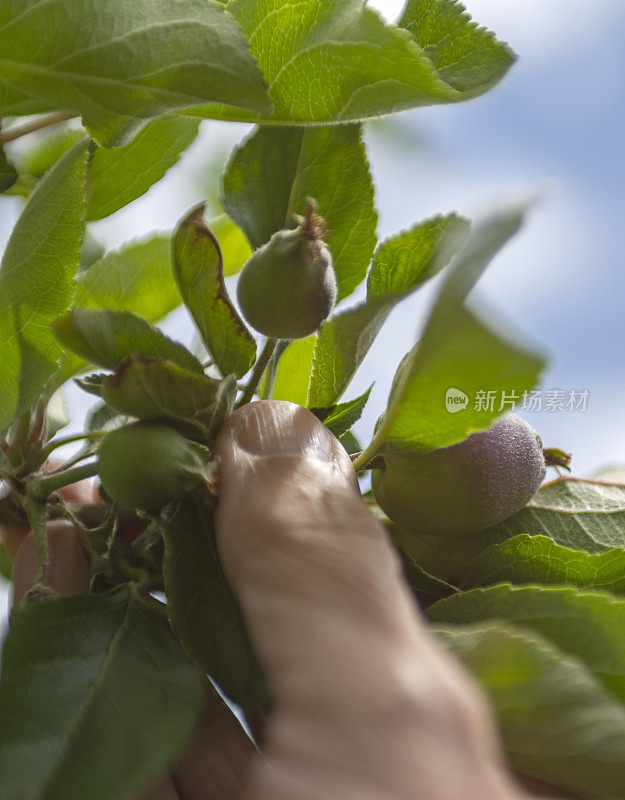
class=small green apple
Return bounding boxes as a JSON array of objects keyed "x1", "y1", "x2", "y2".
[
  {"x1": 237, "y1": 199, "x2": 337, "y2": 339},
  {"x1": 98, "y1": 422, "x2": 211, "y2": 512},
  {"x1": 372, "y1": 414, "x2": 546, "y2": 537}
]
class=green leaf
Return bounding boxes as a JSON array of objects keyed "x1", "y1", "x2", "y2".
[
  {"x1": 321, "y1": 385, "x2": 373, "y2": 439},
  {"x1": 0, "y1": 586, "x2": 203, "y2": 800},
  {"x1": 482, "y1": 477, "x2": 625, "y2": 555},
  {"x1": 53, "y1": 308, "x2": 203, "y2": 374},
  {"x1": 87, "y1": 116, "x2": 200, "y2": 219},
  {"x1": 101, "y1": 356, "x2": 228, "y2": 440},
  {"x1": 0, "y1": 139, "x2": 88, "y2": 434},
  {"x1": 86, "y1": 401, "x2": 125, "y2": 434},
  {"x1": 18, "y1": 128, "x2": 84, "y2": 177},
  {"x1": 74, "y1": 372, "x2": 105, "y2": 398},
  {"x1": 210, "y1": 213, "x2": 252, "y2": 277},
  {"x1": 45, "y1": 389, "x2": 69, "y2": 439},
  {"x1": 160, "y1": 495, "x2": 267, "y2": 716},
  {"x1": 398, "y1": 0, "x2": 516, "y2": 95},
  {"x1": 390, "y1": 477, "x2": 625, "y2": 586},
  {"x1": 399, "y1": 548, "x2": 457, "y2": 609},
  {"x1": 460, "y1": 534, "x2": 625, "y2": 594},
  {"x1": 307, "y1": 295, "x2": 399, "y2": 408},
  {"x1": 0, "y1": 0, "x2": 271, "y2": 146},
  {"x1": 0, "y1": 143, "x2": 17, "y2": 191},
  {"x1": 307, "y1": 214, "x2": 469, "y2": 407},
  {"x1": 58, "y1": 236, "x2": 183, "y2": 381},
  {"x1": 0, "y1": 83, "x2": 50, "y2": 119},
  {"x1": 429, "y1": 583, "x2": 625, "y2": 705},
  {"x1": 381, "y1": 207, "x2": 545, "y2": 451},
  {"x1": 11, "y1": 118, "x2": 200, "y2": 213},
  {"x1": 270, "y1": 336, "x2": 316, "y2": 404},
  {"x1": 383, "y1": 305, "x2": 545, "y2": 452},
  {"x1": 7, "y1": 129, "x2": 85, "y2": 198},
  {"x1": 339, "y1": 430, "x2": 362, "y2": 459},
  {"x1": 191, "y1": 0, "x2": 514, "y2": 124},
  {"x1": 74, "y1": 236, "x2": 181, "y2": 319},
  {"x1": 222, "y1": 124, "x2": 377, "y2": 299},
  {"x1": 78, "y1": 229, "x2": 106, "y2": 272},
  {"x1": 593, "y1": 466, "x2": 625, "y2": 483},
  {"x1": 367, "y1": 214, "x2": 470, "y2": 295},
  {"x1": 435, "y1": 622, "x2": 625, "y2": 799},
  {"x1": 172, "y1": 205, "x2": 256, "y2": 379}
]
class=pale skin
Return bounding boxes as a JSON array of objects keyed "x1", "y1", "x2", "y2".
[{"x1": 7, "y1": 401, "x2": 571, "y2": 800}]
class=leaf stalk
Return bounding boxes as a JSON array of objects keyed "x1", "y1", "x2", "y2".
[
  {"x1": 41, "y1": 429, "x2": 108, "y2": 460},
  {"x1": 0, "y1": 112, "x2": 75, "y2": 145},
  {"x1": 29, "y1": 462, "x2": 99, "y2": 500}
]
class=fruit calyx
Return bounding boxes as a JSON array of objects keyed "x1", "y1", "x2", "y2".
[
  {"x1": 294, "y1": 197, "x2": 328, "y2": 254},
  {"x1": 543, "y1": 447, "x2": 572, "y2": 472}
]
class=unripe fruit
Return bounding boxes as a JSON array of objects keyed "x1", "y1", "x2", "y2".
[
  {"x1": 98, "y1": 423, "x2": 210, "y2": 512},
  {"x1": 237, "y1": 199, "x2": 337, "y2": 339},
  {"x1": 372, "y1": 414, "x2": 546, "y2": 537}
]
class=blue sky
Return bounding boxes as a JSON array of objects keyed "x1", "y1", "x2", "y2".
[
  {"x1": 1, "y1": 1, "x2": 624, "y2": 613},
  {"x1": 365, "y1": 0, "x2": 625, "y2": 474}
]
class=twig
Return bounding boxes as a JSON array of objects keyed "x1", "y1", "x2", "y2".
[
  {"x1": 41, "y1": 429, "x2": 108, "y2": 460},
  {"x1": 0, "y1": 112, "x2": 75, "y2": 145},
  {"x1": 29, "y1": 462, "x2": 99, "y2": 500},
  {"x1": 261, "y1": 347, "x2": 278, "y2": 400}
]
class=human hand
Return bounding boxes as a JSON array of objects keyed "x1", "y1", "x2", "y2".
[{"x1": 9, "y1": 402, "x2": 570, "y2": 799}]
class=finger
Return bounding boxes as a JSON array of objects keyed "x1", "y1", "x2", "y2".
[
  {"x1": 11, "y1": 520, "x2": 91, "y2": 606},
  {"x1": 169, "y1": 686, "x2": 258, "y2": 800},
  {"x1": 215, "y1": 400, "x2": 525, "y2": 800},
  {"x1": 0, "y1": 525, "x2": 31, "y2": 562},
  {"x1": 137, "y1": 686, "x2": 258, "y2": 800}
]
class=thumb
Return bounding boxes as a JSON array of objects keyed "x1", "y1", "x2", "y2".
[{"x1": 214, "y1": 401, "x2": 521, "y2": 800}]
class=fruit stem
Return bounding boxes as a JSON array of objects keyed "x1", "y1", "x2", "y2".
[
  {"x1": 29, "y1": 461, "x2": 99, "y2": 500},
  {"x1": 0, "y1": 112, "x2": 75, "y2": 145},
  {"x1": 238, "y1": 338, "x2": 278, "y2": 407},
  {"x1": 261, "y1": 348, "x2": 278, "y2": 400},
  {"x1": 352, "y1": 413, "x2": 397, "y2": 473},
  {"x1": 41, "y1": 429, "x2": 108, "y2": 460}
]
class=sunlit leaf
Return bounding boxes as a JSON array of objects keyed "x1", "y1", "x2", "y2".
[
  {"x1": 53, "y1": 308, "x2": 202, "y2": 374},
  {"x1": 0, "y1": 139, "x2": 88, "y2": 433},
  {"x1": 222, "y1": 124, "x2": 377, "y2": 299},
  {"x1": 0, "y1": 0, "x2": 271, "y2": 145},
  {"x1": 307, "y1": 214, "x2": 469, "y2": 407},
  {"x1": 381, "y1": 206, "x2": 545, "y2": 451},
  {"x1": 189, "y1": 0, "x2": 514, "y2": 124},
  {"x1": 172, "y1": 205, "x2": 256, "y2": 379}
]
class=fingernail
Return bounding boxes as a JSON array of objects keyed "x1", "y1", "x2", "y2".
[{"x1": 230, "y1": 401, "x2": 335, "y2": 462}]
